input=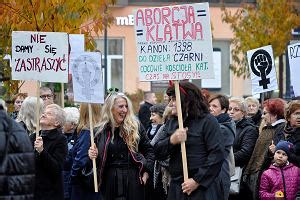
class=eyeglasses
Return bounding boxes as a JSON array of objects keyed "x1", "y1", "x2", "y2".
[
  {"x1": 228, "y1": 107, "x2": 241, "y2": 112},
  {"x1": 40, "y1": 94, "x2": 53, "y2": 100}
]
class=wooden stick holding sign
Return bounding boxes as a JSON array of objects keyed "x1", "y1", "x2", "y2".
[
  {"x1": 88, "y1": 104, "x2": 98, "y2": 192},
  {"x1": 71, "y1": 51, "x2": 104, "y2": 193},
  {"x1": 174, "y1": 81, "x2": 189, "y2": 181},
  {"x1": 61, "y1": 83, "x2": 64, "y2": 108},
  {"x1": 36, "y1": 81, "x2": 40, "y2": 139}
]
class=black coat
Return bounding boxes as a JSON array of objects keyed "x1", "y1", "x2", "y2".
[
  {"x1": 233, "y1": 117, "x2": 258, "y2": 167},
  {"x1": 94, "y1": 125, "x2": 155, "y2": 197},
  {"x1": 273, "y1": 125, "x2": 300, "y2": 167},
  {"x1": 154, "y1": 114, "x2": 225, "y2": 200},
  {"x1": 30, "y1": 129, "x2": 67, "y2": 200},
  {"x1": 0, "y1": 110, "x2": 35, "y2": 200},
  {"x1": 138, "y1": 102, "x2": 153, "y2": 130},
  {"x1": 216, "y1": 113, "x2": 236, "y2": 199}
]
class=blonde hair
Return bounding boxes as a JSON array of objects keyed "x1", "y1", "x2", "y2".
[
  {"x1": 97, "y1": 93, "x2": 140, "y2": 152},
  {"x1": 77, "y1": 103, "x2": 101, "y2": 134},
  {"x1": 245, "y1": 96, "x2": 260, "y2": 107},
  {"x1": 229, "y1": 97, "x2": 247, "y2": 113},
  {"x1": 16, "y1": 96, "x2": 44, "y2": 133}
]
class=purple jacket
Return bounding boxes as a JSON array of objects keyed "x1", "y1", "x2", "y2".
[{"x1": 259, "y1": 163, "x2": 300, "y2": 200}]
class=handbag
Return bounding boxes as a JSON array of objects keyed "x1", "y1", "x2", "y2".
[
  {"x1": 78, "y1": 166, "x2": 94, "y2": 190},
  {"x1": 229, "y1": 166, "x2": 243, "y2": 194}
]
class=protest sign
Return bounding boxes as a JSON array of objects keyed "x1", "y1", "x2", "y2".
[
  {"x1": 202, "y1": 50, "x2": 221, "y2": 88},
  {"x1": 66, "y1": 34, "x2": 85, "y2": 105},
  {"x1": 287, "y1": 42, "x2": 300, "y2": 97},
  {"x1": 12, "y1": 31, "x2": 68, "y2": 83},
  {"x1": 247, "y1": 45, "x2": 278, "y2": 95},
  {"x1": 71, "y1": 50, "x2": 102, "y2": 193},
  {"x1": 134, "y1": 2, "x2": 214, "y2": 81},
  {"x1": 71, "y1": 52, "x2": 104, "y2": 104},
  {"x1": 69, "y1": 34, "x2": 85, "y2": 53}
]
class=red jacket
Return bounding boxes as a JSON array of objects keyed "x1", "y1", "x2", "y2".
[{"x1": 259, "y1": 163, "x2": 300, "y2": 200}]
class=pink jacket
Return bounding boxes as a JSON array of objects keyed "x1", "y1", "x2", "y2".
[{"x1": 259, "y1": 163, "x2": 300, "y2": 200}]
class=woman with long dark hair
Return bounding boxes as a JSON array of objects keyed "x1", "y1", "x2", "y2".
[{"x1": 154, "y1": 81, "x2": 225, "y2": 200}]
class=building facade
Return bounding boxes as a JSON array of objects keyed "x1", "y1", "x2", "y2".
[{"x1": 21, "y1": 0, "x2": 258, "y2": 98}]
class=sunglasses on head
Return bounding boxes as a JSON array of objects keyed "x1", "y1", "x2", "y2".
[
  {"x1": 108, "y1": 87, "x2": 119, "y2": 93},
  {"x1": 105, "y1": 88, "x2": 125, "y2": 100}
]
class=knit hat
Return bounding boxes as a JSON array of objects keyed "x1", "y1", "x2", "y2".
[
  {"x1": 150, "y1": 104, "x2": 166, "y2": 118},
  {"x1": 275, "y1": 140, "x2": 293, "y2": 157}
]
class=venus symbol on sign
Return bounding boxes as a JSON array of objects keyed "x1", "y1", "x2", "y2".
[{"x1": 250, "y1": 49, "x2": 272, "y2": 89}]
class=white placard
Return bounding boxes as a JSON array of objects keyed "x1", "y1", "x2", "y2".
[
  {"x1": 71, "y1": 52, "x2": 104, "y2": 103},
  {"x1": 247, "y1": 45, "x2": 278, "y2": 95},
  {"x1": 12, "y1": 31, "x2": 69, "y2": 83},
  {"x1": 69, "y1": 34, "x2": 85, "y2": 74},
  {"x1": 134, "y1": 3, "x2": 214, "y2": 81},
  {"x1": 287, "y1": 42, "x2": 300, "y2": 97},
  {"x1": 201, "y1": 50, "x2": 221, "y2": 88},
  {"x1": 69, "y1": 34, "x2": 85, "y2": 53}
]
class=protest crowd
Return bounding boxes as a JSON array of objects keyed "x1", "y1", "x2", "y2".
[
  {"x1": 1, "y1": 1, "x2": 300, "y2": 200},
  {"x1": 0, "y1": 81, "x2": 299, "y2": 200}
]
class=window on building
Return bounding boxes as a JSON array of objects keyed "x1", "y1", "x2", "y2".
[{"x1": 95, "y1": 38, "x2": 124, "y2": 91}]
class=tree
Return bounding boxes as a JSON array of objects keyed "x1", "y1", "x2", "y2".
[
  {"x1": 0, "y1": 0, "x2": 115, "y2": 104},
  {"x1": 221, "y1": 0, "x2": 300, "y2": 83}
]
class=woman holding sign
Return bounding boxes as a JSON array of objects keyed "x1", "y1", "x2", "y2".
[
  {"x1": 88, "y1": 92, "x2": 154, "y2": 200},
  {"x1": 154, "y1": 81, "x2": 225, "y2": 200}
]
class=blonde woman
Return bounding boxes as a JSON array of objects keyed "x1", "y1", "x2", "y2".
[
  {"x1": 16, "y1": 96, "x2": 44, "y2": 135},
  {"x1": 88, "y1": 92, "x2": 154, "y2": 200}
]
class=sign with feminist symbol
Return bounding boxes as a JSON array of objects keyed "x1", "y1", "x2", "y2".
[
  {"x1": 247, "y1": 45, "x2": 278, "y2": 95},
  {"x1": 134, "y1": 3, "x2": 214, "y2": 81},
  {"x1": 71, "y1": 52, "x2": 104, "y2": 103}
]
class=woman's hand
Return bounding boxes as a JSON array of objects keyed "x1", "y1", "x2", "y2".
[
  {"x1": 142, "y1": 172, "x2": 149, "y2": 185},
  {"x1": 181, "y1": 178, "x2": 199, "y2": 195},
  {"x1": 88, "y1": 143, "x2": 98, "y2": 160},
  {"x1": 34, "y1": 136, "x2": 44, "y2": 153},
  {"x1": 170, "y1": 128, "x2": 188, "y2": 145},
  {"x1": 269, "y1": 140, "x2": 275, "y2": 154}
]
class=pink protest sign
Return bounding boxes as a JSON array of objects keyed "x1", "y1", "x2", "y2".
[
  {"x1": 12, "y1": 31, "x2": 69, "y2": 83},
  {"x1": 134, "y1": 3, "x2": 214, "y2": 81}
]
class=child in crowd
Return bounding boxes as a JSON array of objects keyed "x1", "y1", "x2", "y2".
[{"x1": 259, "y1": 141, "x2": 300, "y2": 200}]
